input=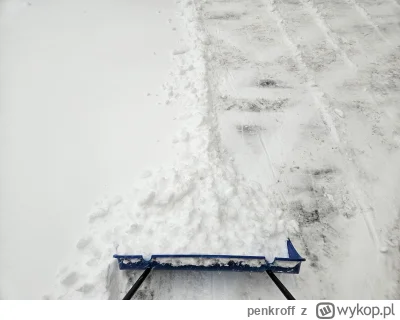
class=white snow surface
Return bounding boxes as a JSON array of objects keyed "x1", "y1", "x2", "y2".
[
  {"x1": 0, "y1": 0, "x2": 184, "y2": 299},
  {"x1": 47, "y1": 0, "x2": 296, "y2": 300},
  {"x1": 2, "y1": 0, "x2": 400, "y2": 300}
]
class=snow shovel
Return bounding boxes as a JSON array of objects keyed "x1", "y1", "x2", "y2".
[{"x1": 113, "y1": 239, "x2": 305, "y2": 300}]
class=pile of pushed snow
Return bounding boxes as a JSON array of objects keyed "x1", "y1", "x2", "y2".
[
  {"x1": 106, "y1": 157, "x2": 292, "y2": 260},
  {"x1": 50, "y1": 0, "x2": 297, "y2": 299},
  {"x1": 52, "y1": 152, "x2": 296, "y2": 299}
]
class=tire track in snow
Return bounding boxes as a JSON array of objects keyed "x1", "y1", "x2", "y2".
[
  {"x1": 200, "y1": 0, "x2": 398, "y2": 298},
  {"x1": 295, "y1": 0, "x2": 400, "y2": 154},
  {"x1": 272, "y1": 1, "x2": 388, "y2": 252},
  {"x1": 264, "y1": 0, "x2": 340, "y2": 142},
  {"x1": 346, "y1": 0, "x2": 393, "y2": 44},
  {"x1": 264, "y1": 0, "x2": 382, "y2": 252},
  {"x1": 298, "y1": 0, "x2": 356, "y2": 70},
  {"x1": 307, "y1": 0, "x2": 400, "y2": 157},
  {"x1": 202, "y1": 0, "x2": 398, "y2": 299},
  {"x1": 304, "y1": 1, "x2": 400, "y2": 144},
  {"x1": 291, "y1": 0, "x2": 400, "y2": 239},
  {"x1": 266, "y1": 2, "x2": 399, "y2": 297},
  {"x1": 385, "y1": 0, "x2": 400, "y2": 8},
  {"x1": 216, "y1": 0, "x2": 355, "y2": 297}
]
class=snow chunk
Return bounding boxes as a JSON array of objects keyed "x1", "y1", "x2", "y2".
[
  {"x1": 172, "y1": 48, "x2": 189, "y2": 55},
  {"x1": 122, "y1": 258, "x2": 141, "y2": 264},
  {"x1": 89, "y1": 207, "x2": 109, "y2": 222},
  {"x1": 380, "y1": 246, "x2": 388, "y2": 253},
  {"x1": 155, "y1": 257, "x2": 266, "y2": 267}
]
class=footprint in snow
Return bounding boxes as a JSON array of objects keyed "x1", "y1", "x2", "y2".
[{"x1": 61, "y1": 272, "x2": 79, "y2": 287}]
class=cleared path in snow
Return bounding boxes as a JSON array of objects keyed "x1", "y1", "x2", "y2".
[
  {"x1": 0, "y1": 0, "x2": 182, "y2": 299},
  {"x1": 203, "y1": 0, "x2": 400, "y2": 299}
]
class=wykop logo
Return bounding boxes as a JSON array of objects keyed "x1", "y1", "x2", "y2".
[{"x1": 316, "y1": 302, "x2": 335, "y2": 319}]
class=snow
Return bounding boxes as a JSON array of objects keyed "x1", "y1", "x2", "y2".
[
  {"x1": 153, "y1": 257, "x2": 266, "y2": 268},
  {"x1": 0, "y1": 0, "x2": 183, "y2": 298},
  {"x1": 1, "y1": 0, "x2": 400, "y2": 300},
  {"x1": 334, "y1": 109, "x2": 345, "y2": 118},
  {"x1": 46, "y1": 0, "x2": 295, "y2": 299}
]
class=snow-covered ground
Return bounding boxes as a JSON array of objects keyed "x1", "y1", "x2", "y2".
[
  {"x1": 1, "y1": 0, "x2": 400, "y2": 300},
  {"x1": 203, "y1": 0, "x2": 400, "y2": 299},
  {"x1": 0, "y1": 0, "x2": 183, "y2": 298}
]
